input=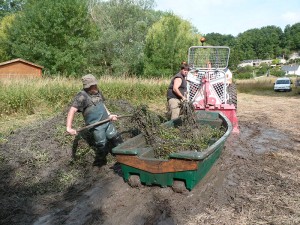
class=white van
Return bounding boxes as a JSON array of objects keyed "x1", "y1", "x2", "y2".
[{"x1": 274, "y1": 77, "x2": 292, "y2": 92}]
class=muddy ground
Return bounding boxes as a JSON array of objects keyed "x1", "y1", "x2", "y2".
[{"x1": 0, "y1": 93, "x2": 300, "y2": 225}]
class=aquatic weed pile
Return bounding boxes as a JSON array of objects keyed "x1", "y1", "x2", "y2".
[
  {"x1": 130, "y1": 105, "x2": 161, "y2": 145},
  {"x1": 131, "y1": 103, "x2": 225, "y2": 159},
  {"x1": 179, "y1": 100, "x2": 199, "y2": 137}
]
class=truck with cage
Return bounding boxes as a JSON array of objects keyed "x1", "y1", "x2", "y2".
[{"x1": 186, "y1": 39, "x2": 239, "y2": 133}]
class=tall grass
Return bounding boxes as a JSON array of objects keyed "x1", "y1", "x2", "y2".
[
  {"x1": 0, "y1": 76, "x2": 169, "y2": 116},
  {"x1": 236, "y1": 78, "x2": 276, "y2": 93},
  {"x1": 2, "y1": 75, "x2": 299, "y2": 117},
  {"x1": 236, "y1": 77, "x2": 300, "y2": 95},
  {"x1": 0, "y1": 77, "x2": 79, "y2": 115},
  {"x1": 97, "y1": 75, "x2": 169, "y2": 102}
]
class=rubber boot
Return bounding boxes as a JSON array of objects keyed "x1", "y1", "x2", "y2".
[
  {"x1": 110, "y1": 134, "x2": 123, "y2": 147},
  {"x1": 93, "y1": 145, "x2": 107, "y2": 167}
]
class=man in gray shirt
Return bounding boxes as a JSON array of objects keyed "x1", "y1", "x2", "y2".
[
  {"x1": 166, "y1": 64, "x2": 189, "y2": 119},
  {"x1": 66, "y1": 74, "x2": 122, "y2": 167}
]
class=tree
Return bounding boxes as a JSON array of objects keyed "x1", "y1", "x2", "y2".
[
  {"x1": 287, "y1": 23, "x2": 300, "y2": 51},
  {"x1": 0, "y1": 14, "x2": 14, "y2": 61},
  {"x1": 234, "y1": 26, "x2": 283, "y2": 61},
  {"x1": 204, "y1": 32, "x2": 235, "y2": 47},
  {"x1": 260, "y1": 26, "x2": 284, "y2": 58},
  {"x1": 144, "y1": 14, "x2": 200, "y2": 77},
  {"x1": 282, "y1": 25, "x2": 292, "y2": 58},
  {"x1": 6, "y1": 0, "x2": 96, "y2": 76},
  {"x1": 88, "y1": 0, "x2": 161, "y2": 76},
  {"x1": 0, "y1": 0, "x2": 25, "y2": 19}
]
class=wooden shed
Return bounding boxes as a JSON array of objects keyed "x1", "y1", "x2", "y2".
[{"x1": 0, "y1": 58, "x2": 43, "y2": 78}]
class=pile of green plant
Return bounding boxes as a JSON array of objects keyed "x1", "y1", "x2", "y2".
[
  {"x1": 130, "y1": 105, "x2": 163, "y2": 145},
  {"x1": 131, "y1": 103, "x2": 225, "y2": 159},
  {"x1": 154, "y1": 124, "x2": 225, "y2": 159}
]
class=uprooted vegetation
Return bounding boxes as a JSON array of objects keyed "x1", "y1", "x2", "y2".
[{"x1": 130, "y1": 102, "x2": 225, "y2": 159}]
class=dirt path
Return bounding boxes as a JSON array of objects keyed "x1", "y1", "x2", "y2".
[{"x1": 1, "y1": 93, "x2": 300, "y2": 225}]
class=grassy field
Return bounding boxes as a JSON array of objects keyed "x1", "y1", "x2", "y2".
[
  {"x1": 0, "y1": 75, "x2": 299, "y2": 136},
  {"x1": 236, "y1": 76, "x2": 300, "y2": 95},
  {"x1": 0, "y1": 76, "x2": 169, "y2": 135}
]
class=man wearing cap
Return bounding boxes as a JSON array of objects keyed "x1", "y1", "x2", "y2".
[
  {"x1": 166, "y1": 64, "x2": 189, "y2": 120},
  {"x1": 66, "y1": 74, "x2": 123, "y2": 167}
]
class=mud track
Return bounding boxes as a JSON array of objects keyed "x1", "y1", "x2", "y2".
[{"x1": 0, "y1": 94, "x2": 299, "y2": 225}]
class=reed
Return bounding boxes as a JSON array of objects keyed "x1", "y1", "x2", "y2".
[
  {"x1": 236, "y1": 78, "x2": 275, "y2": 93},
  {"x1": 0, "y1": 76, "x2": 169, "y2": 116},
  {"x1": 235, "y1": 77, "x2": 299, "y2": 95}
]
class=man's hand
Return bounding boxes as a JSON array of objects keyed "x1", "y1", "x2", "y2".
[
  {"x1": 181, "y1": 96, "x2": 187, "y2": 102},
  {"x1": 67, "y1": 127, "x2": 77, "y2": 135},
  {"x1": 109, "y1": 114, "x2": 118, "y2": 121}
]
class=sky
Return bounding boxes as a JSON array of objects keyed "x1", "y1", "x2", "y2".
[{"x1": 154, "y1": 0, "x2": 300, "y2": 36}]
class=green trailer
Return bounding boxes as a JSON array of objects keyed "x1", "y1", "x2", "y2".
[{"x1": 112, "y1": 110, "x2": 232, "y2": 192}]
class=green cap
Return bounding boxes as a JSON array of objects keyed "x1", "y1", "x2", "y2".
[{"x1": 82, "y1": 74, "x2": 98, "y2": 88}]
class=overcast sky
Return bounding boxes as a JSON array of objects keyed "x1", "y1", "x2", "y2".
[{"x1": 154, "y1": 0, "x2": 300, "y2": 36}]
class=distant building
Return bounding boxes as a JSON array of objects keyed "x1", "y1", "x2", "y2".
[
  {"x1": 281, "y1": 65, "x2": 300, "y2": 76},
  {"x1": 0, "y1": 58, "x2": 43, "y2": 78},
  {"x1": 238, "y1": 59, "x2": 262, "y2": 67},
  {"x1": 260, "y1": 59, "x2": 272, "y2": 65}
]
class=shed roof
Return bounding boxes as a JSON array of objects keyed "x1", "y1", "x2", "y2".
[
  {"x1": 0, "y1": 58, "x2": 43, "y2": 69},
  {"x1": 281, "y1": 65, "x2": 300, "y2": 71}
]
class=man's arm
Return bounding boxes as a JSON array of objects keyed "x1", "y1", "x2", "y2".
[
  {"x1": 104, "y1": 104, "x2": 118, "y2": 121},
  {"x1": 173, "y1": 78, "x2": 186, "y2": 100},
  {"x1": 66, "y1": 106, "x2": 78, "y2": 135}
]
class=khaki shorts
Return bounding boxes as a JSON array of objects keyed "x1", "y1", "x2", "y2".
[{"x1": 167, "y1": 98, "x2": 181, "y2": 120}]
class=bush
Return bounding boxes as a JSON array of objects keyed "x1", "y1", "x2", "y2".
[
  {"x1": 270, "y1": 67, "x2": 285, "y2": 77},
  {"x1": 257, "y1": 63, "x2": 269, "y2": 76},
  {"x1": 237, "y1": 65, "x2": 253, "y2": 73},
  {"x1": 235, "y1": 72, "x2": 253, "y2": 79}
]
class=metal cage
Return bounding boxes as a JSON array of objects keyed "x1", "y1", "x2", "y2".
[
  {"x1": 187, "y1": 46, "x2": 230, "y2": 103},
  {"x1": 188, "y1": 46, "x2": 230, "y2": 70}
]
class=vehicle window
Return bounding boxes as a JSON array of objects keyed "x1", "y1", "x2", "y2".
[{"x1": 276, "y1": 80, "x2": 290, "y2": 84}]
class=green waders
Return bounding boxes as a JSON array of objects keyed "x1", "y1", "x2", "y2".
[{"x1": 83, "y1": 102, "x2": 121, "y2": 166}]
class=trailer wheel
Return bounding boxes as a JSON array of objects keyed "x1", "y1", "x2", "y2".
[
  {"x1": 227, "y1": 83, "x2": 237, "y2": 109},
  {"x1": 128, "y1": 175, "x2": 142, "y2": 188},
  {"x1": 172, "y1": 180, "x2": 187, "y2": 193}
]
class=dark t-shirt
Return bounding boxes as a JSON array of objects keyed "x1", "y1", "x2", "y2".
[
  {"x1": 71, "y1": 90, "x2": 105, "y2": 113},
  {"x1": 166, "y1": 72, "x2": 187, "y2": 100}
]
